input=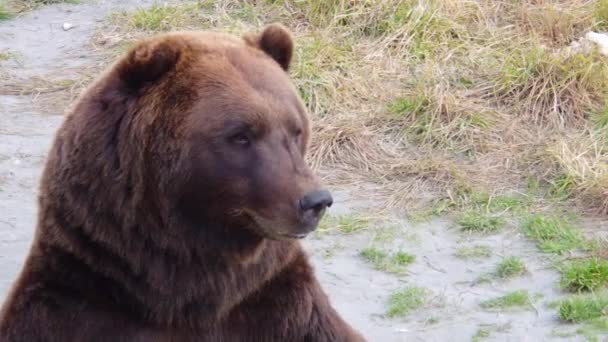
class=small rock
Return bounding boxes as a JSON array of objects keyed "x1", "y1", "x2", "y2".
[
  {"x1": 62, "y1": 23, "x2": 74, "y2": 31},
  {"x1": 585, "y1": 32, "x2": 608, "y2": 56}
]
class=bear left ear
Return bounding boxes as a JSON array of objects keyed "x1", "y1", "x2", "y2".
[
  {"x1": 115, "y1": 37, "x2": 182, "y2": 89},
  {"x1": 244, "y1": 23, "x2": 293, "y2": 71}
]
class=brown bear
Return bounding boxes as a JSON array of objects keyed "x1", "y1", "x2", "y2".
[{"x1": 0, "y1": 24, "x2": 365, "y2": 342}]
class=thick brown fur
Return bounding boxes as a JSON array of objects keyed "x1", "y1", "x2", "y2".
[{"x1": 0, "y1": 24, "x2": 364, "y2": 342}]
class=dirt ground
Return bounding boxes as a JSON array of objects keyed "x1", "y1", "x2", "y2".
[{"x1": 0, "y1": 1, "x2": 600, "y2": 341}]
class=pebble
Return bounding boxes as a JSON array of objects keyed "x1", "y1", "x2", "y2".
[{"x1": 62, "y1": 23, "x2": 74, "y2": 31}]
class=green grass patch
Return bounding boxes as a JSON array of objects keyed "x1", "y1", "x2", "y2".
[
  {"x1": 0, "y1": 50, "x2": 21, "y2": 63},
  {"x1": 595, "y1": 0, "x2": 608, "y2": 30},
  {"x1": 360, "y1": 247, "x2": 386, "y2": 265},
  {"x1": 577, "y1": 317, "x2": 608, "y2": 342},
  {"x1": 480, "y1": 290, "x2": 530, "y2": 310},
  {"x1": 461, "y1": 191, "x2": 528, "y2": 213},
  {"x1": 495, "y1": 256, "x2": 527, "y2": 279},
  {"x1": 560, "y1": 258, "x2": 608, "y2": 293},
  {"x1": 371, "y1": 225, "x2": 401, "y2": 243},
  {"x1": 393, "y1": 251, "x2": 416, "y2": 265},
  {"x1": 36, "y1": 0, "x2": 79, "y2": 3},
  {"x1": 484, "y1": 195, "x2": 526, "y2": 213},
  {"x1": 0, "y1": 50, "x2": 14, "y2": 60},
  {"x1": 0, "y1": 2, "x2": 12, "y2": 21},
  {"x1": 297, "y1": 0, "x2": 347, "y2": 27},
  {"x1": 472, "y1": 323, "x2": 512, "y2": 341},
  {"x1": 388, "y1": 95, "x2": 430, "y2": 119},
  {"x1": 387, "y1": 286, "x2": 430, "y2": 317},
  {"x1": 457, "y1": 210, "x2": 505, "y2": 233},
  {"x1": 291, "y1": 33, "x2": 353, "y2": 115},
  {"x1": 368, "y1": 1, "x2": 414, "y2": 35},
  {"x1": 317, "y1": 214, "x2": 370, "y2": 234},
  {"x1": 410, "y1": 190, "x2": 527, "y2": 222},
  {"x1": 360, "y1": 247, "x2": 415, "y2": 275},
  {"x1": 454, "y1": 245, "x2": 492, "y2": 259},
  {"x1": 113, "y1": 2, "x2": 211, "y2": 33},
  {"x1": 592, "y1": 102, "x2": 608, "y2": 129},
  {"x1": 471, "y1": 328, "x2": 490, "y2": 342},
  {"x1": 559, "y1": 292, "x2": 608, "y2": 323},
  {"x1": 130, "y1": 4, "x2": 193, "y2": 31},
  {"x1": 549, "y1": 173, "x2": 578, "y2": 200},
  {"x1": 522, "y1": 214, "x2": 588, "y2": 254}
]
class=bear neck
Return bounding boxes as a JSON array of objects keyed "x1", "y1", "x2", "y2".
[{"x1": 33, "y1": 193, "x2": 299, "y2": 328}]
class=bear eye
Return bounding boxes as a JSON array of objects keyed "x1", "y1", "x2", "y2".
[{"x1": 230, "y1": 132, "x2": 251, "y2": 146}]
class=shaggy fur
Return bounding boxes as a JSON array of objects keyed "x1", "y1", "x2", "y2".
[{"x1": 0, "y1": 24, "x2": 364, "y2": 342}]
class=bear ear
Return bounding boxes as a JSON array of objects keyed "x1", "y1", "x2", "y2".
[
  {"x1": 115, "y1": 38, "x2": 181, "y2": 89},
  {"x1": 244, "y1": 23, "x2": 293, "y2": 71}
]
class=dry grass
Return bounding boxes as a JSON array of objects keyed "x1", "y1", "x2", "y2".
[
  {"x1": 545, "y1": 130, "x2": 608, "y2": 214},
  {"x1": 90, "y1": 0, "x2": 608, "y2": 215},
  {"x1": 0, "y1": 69, "x2": 94, "y2": 114},
  {"x1": 493, "y1": 46, "x2": 608, "y2": 127},
  {"x1": 3, "y1": 0, "x2": 78, "y2": 15}
]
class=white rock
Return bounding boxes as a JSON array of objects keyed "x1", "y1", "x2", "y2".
[
  {"x1": 585, "y1": 32, "x2": 608, "y2": 56},
  {"x1": 62, "y1": 23, "x2": 74, "y2": 31}
]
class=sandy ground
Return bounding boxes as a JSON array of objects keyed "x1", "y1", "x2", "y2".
[{"x1": 0, "y1": 1, "x2": 599, "y2": 341}]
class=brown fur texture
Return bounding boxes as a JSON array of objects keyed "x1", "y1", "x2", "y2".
[{"x1": 0, "y1": 24, "x2": 364, "y2": 342}]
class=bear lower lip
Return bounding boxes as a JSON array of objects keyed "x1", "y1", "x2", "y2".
[{"x1": 283, "y1": 233, "x2": 308, "y2": 239}]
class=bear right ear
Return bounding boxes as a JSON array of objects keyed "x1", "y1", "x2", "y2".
[
  {"x1": 115, "y1": 37, "x2": 181, "y2": 89},
  {"x1": 244, "y1": 24, "x2": 294, "y2": 71}
]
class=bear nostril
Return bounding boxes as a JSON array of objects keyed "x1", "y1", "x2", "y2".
[{"x1": 299, "y1": 189, "x2": 333, "y2": 215}]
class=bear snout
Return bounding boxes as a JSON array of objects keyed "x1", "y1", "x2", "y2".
[
  {"x1": 294, "y1": 189, "x2": 333, "y2": 233},
  {"x1": 299, "y1": 189, "x2": 333, "y2": 214}
]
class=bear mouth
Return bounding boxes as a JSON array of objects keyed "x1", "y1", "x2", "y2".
[
  {"x1": 242, "y1": 209, "x2": 315, "y2": 240},
  {"x1": 280, "y1": 232, "x2": 309, "y2": 239}
]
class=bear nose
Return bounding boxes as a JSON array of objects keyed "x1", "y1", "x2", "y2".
[{"x1": 299, "y1": 189, "x2": 333, "y2": 215}]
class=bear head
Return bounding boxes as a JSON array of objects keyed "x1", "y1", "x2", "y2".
[{"x1": 107, "y1": 24, "x2": 332, "y2": 241}]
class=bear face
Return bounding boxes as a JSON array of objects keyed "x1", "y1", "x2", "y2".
[{"x1": 113, "y1": 25, "x2": 332, "y2": 241}]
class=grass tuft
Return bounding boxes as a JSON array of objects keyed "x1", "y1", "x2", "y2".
[
  {"x1": 387, "y1": 286, "x2": 430, "y2": 318},
  {"x1": 545, "y1": 131, "x2": 608, "y2": 214},
  {"x1": 480, "y1": 290, "x2": 530, "y2": 310},
  {"x1": 595, "y1": 0, "x2": 608, "y2": 30},
  {"x1": 495, "y1": 45, "x2": 608, "y2": 127},
  {"x1": 593, "y1": 103, "x2": 608, "y2": 129},
  {"x1": 559, "y1": 292, "x2": 608, "y2": 323},
  {"x1": 0, "y1": 2, "x2": 11, "y2": 21},
  {"x1": 560, "y1": 258, "x2": 608, "y2": 293},
  {"x1": 495, "y1": 256, "x2": 527, "y2": 279},
  {"x1": 360, "y1": 247, "x2": 415, "y2": 275},
  {"x1": 457, "y1": 210, "x2": 505, "y2": 233},
  {"x1": 522, "y1": 214, "x2": 588, "y2": 254},
  {"x1": 472, "y1": 328, "x2": 490, "y2": 342},
  {"x1": 0, "y1": 50, "x2": 15, "y2": 61},
  {"x1": 471, "y1": 322, "x2": 512, "y2": 342},
  {"x1": 318, "y1": 214, "x2": 370, "y2": 234},
  {"x1": 128, "y1": 3, "x2": 202, "y2": 32},
  {"x1": 454, "y1": 245, "x2": 492, "y2": 259}
]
